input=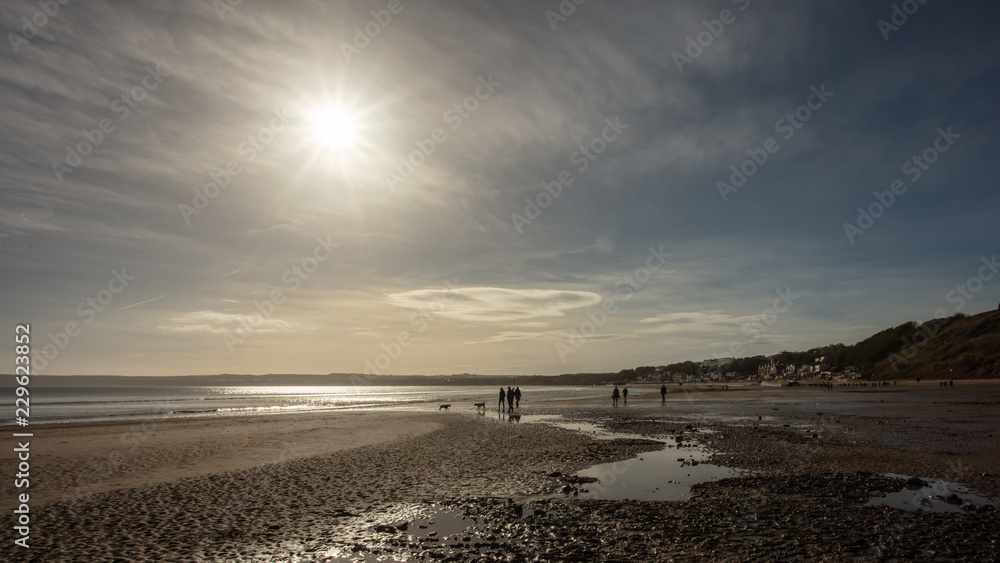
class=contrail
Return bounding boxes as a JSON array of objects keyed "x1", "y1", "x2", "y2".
[
  {"x1": 217, "y1": 269, "x2": 241, "y2": 278},
  {"x1": 119, "y1": 294, "x2": 167, "y2": 311}
]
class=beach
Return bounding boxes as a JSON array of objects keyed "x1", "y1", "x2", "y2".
[{"x1": 3, "y1": 380, "x2": 999, "y2": 561}]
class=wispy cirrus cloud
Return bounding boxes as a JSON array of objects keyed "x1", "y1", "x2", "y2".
[
  {"x1": 636, "y1": 310, "x2": 755, "y2": 334},
  {"x1": 466, "y1": 330, "x2": 635, "y2": 345},
  {"x1": 385, "y1": 287, "x2": 602, "y2": 322},
  {"x1": 157, "y1": 310, "x2": 294, "y2": 335}
]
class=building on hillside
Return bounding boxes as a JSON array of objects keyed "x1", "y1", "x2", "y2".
[{"x1": 758, "y1": 360, "x2": 778, "y2": 378}]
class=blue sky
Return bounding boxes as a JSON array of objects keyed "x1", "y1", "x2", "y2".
[{"x1": 1, "y1": 0, "x2": 998, "y2": 376}]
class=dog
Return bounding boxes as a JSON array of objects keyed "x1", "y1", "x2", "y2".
[
  {"x1": 509, "y1": 414, "x2": 521, "y2": 422},
  {"x1": 438, "y1": 404, "x2": 451, "y2": 410},
  {"x1": 473, "y1": 402, "x2": 486, "y2": 412}
]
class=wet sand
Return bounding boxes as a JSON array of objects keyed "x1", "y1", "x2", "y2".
[{"x1": 2, "y1": 380, "x2": 998, "y2": 561}]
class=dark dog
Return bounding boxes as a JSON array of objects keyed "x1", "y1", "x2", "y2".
[
  {"x1": 438, "y1": 404, "x2": 451, "y2": 410},
  {"x1": 509, "y1": 414, "x2": 521, "y2": 422},
  {"x1": 473, "y1": 402, "x2": 486, "y2": 412}
]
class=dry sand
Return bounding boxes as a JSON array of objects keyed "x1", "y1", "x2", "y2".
[
  {"x1": 2, "y1": 380, "x2": 998, "y2": 561},
  {"x1": 1, "y1": 411, "x2": 443, "y2": 507}
]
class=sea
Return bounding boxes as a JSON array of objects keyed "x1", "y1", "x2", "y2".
[{"x1": 2, "y1": 385, "x2": 605, "y2": 425}]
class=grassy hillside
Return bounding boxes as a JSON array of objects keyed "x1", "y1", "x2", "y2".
[
  {"x1": 628, "y1": 309, "x2": 1000, "y2": 381},
  {"x1": 870, "y1": 309, "x2": 1000, "y2": 380}
]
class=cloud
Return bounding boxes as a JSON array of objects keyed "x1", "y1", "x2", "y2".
[
  {"x1": 636, "y1": 310, "x2": 755, "y2": 334},
  {"x1": 385, "y1": 287, "x2": 602, "y2": 322},
  {"x1": 466, "y1": 330, "x2": 635, "y2": 345},
  {"x1": 465, "y1": 331, "x2": 559, "y2": 344},
  {"x1": 157, "y1": 310, "x2": 295, "y2": 334}
]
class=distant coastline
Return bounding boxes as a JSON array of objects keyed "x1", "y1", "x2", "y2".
[
  {"x1": 7, "y1": 373, "x2": 618, "y2": 387},
  {"x1": 11, "y1": 308, "x2": 999, "y2": 387}
]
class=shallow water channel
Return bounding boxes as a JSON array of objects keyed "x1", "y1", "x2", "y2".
[
  {"x1": 518, "y1": 414, "x2": 744, "y2": 501},
  {"x1": 866, "y1": 473, "x2": 999, "y2": 513}
]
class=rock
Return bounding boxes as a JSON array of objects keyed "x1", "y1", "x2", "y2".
[
  {"x1": 905, "y1": 476, "x2": 926, "y2": 489},
  {"x1": 374, "y1": 524, "x2": 397, "y2": 534},
  {"x1": 944, "y1": 493, "x2": 962, "y2": 505}
]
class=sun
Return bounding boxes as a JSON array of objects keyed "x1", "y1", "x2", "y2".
[{"x1": 309, "y1": 107, "x2": 358, "y2": 150}]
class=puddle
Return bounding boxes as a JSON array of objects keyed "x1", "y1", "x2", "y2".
[
  {"x1": 519, "y1": 414, "x2": 648, "y2": 440},
  {"x1": 520, "y1": 413, "x2": 708, "y2": 442},
  {"x1": 520, "y1": 413, "x2": 743, "y2": 501},
  {"x1": 866, "y1": 474, "x2": 998, "y2": 513},
  {"x1": 572, "y1": 445, "x2": 743, "y2": 501},
  {"x1": 309, "y1": 504, "x2": 480, "y2": 561}
]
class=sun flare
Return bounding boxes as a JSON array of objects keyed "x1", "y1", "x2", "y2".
[{"x1": 310, "y1": 107, "x2": 358, "y2": 150}]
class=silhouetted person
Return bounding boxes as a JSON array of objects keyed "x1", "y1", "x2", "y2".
[
  {"x1": 498, "y1": 387, "x2": 506, "y2": 411},
  {"x1": 660, "y1": 384, "x2": 667, "y2": 402},
  {"x1": 612, "y1": 385, "x2": 620, "y2": 407},
  {"x1": 507, "y1": 386, "x2": 515, "y2": 412},
  {"x1": 514, "y1": 386, "x2": 521, "y2": 408},
  {"x1": 622, "y1": 386, "x2": 628, "y2": 404}
]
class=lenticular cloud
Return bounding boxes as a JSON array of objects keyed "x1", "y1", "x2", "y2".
[{"x1": 385, "y1": 287, "x2": 602, "y2": 322}]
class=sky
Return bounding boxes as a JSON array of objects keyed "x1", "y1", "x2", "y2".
[{"x1": 1, "y1": 0, "x2": 998, "y2": 377}]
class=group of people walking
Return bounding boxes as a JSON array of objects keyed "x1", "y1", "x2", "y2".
[
  {"x1": 611, "y1": 385, "x2": 629, "y2": 406},
  {"x1": 499, "y1": 386, "x2": 521, "y2": 412},
  {"x1": 612, "y1": 384, "x2": 671, "y2": 406}
]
